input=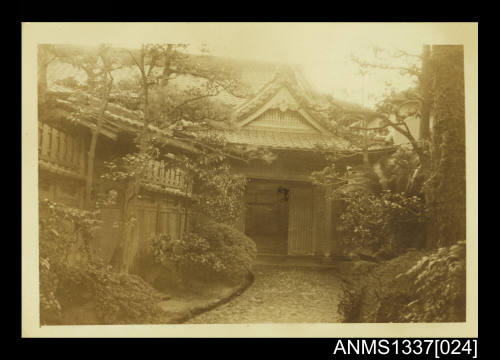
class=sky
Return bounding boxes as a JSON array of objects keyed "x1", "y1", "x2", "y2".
[{"x1": 26, "y1": 22, "x2": 477, "y2": 108}]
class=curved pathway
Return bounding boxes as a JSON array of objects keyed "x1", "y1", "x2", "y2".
[{"x1": 187, "y1": 264, "x2": 343, "y2": 324}]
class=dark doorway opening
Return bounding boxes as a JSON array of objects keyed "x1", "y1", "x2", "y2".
[{"x1": 245, "y1": 180, "x2": 289, "y2": 255}]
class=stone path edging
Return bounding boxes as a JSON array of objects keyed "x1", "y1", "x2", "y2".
[{"x1": 165, "y1": 271, "x2": 255, "y2": 324}]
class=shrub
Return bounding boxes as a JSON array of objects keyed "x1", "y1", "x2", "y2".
[
  {"x1": 339, "y1": 190, "x2": 428, "y2": 253},
  {"x1": 149, "y1": 221, "x2": 256, "y2": 284},
  {"x1": 53, "y1": 263, "x2": 168, "y2": 325},
  {"x1": 195, "y1": 221, "x2": 257, "y2": 280},
  {"x1": 338, "y1": 282, "x2": 365, "y2": 322},
  {"x1": 337, "y1": 242, "x2": 465, "y2": 323},
  {"x1": 192, "y1": 163, "x2": 247, "y2": 226},
  {"x1": 392, "y1": 241, "x2": 466, "y2": 322},
  {"x1": 39, "y1": 198, "x2": 168, "y2": 325},
  {"x1": 38, "y1": 198, "x2": 100, "y2": 324}
]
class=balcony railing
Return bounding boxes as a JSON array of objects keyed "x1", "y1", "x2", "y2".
[
  {"x1": 38, "y1": 121, "x2": 192, "y2": 196},
  {"x1": 38, "y1": 121, "x2": 86, "y2": 178},
  {"x1": 141, "y1": 160, "x2": 193, "y2": 196}
]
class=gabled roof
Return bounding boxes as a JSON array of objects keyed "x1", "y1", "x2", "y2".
[
  {"x1": 233, "y1": 64, "x2": 319, "y2": 122},
  {"x1": 217, "y1": 64, "x2": 354, "y2": 150},
  {"x1": 44, "y1": 50, "x2": 383, "y2": 153}
]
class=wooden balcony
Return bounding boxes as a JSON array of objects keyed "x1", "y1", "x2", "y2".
[
  {"x1": 141, "y1": 160, "x2": 193, "y2": 197},
  {"x1": 38, "y1": 121, "x2": 192, "y2": 197},
  {"x1": 38, "y1": 121, "x2": 86, "y2": 180}
]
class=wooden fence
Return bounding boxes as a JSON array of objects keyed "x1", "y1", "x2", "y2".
[
  {"x1": 141, "y1": 160, "x2": 193, "y2": 195},
  {"x1": 96, "y1": 193, "x2": 189, "y2": 263},
  {"x1": 38, "y1": 121, "x2": 86, "y2": 177}
]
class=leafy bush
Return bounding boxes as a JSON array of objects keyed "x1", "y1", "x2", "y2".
[
  {"x1": 39, "y1": 257, "x2": 62, "y2": 324},
  {"x1": 390, "y1": 241, "x2": 466, "y2": 322},
  {"x1": 56, "y1": 265, "x2": 166, "y2": 324},
  {"x1": 39, "y1": 198, "x2": 100, "y2": 324},
  {"x1": 39, "y1": 198, "x2": 168, "y2": 325},
  {"x1": 194, "y1": 221, "x2": 257, "y2": 280},
  {"x1": 338, "y1": 282, "x2": 365, "y2": 323},
  {"x1": 337, "y1": 242, "x2": 465, "y2": 323},
  {"x1": 39, "y1": 198, "x2": 100, "y2": 266},
  {"x1": 191, "y1": 162, "x2": 247, "y2": 226},
  {"x1": 339, "y1": 190, "x2": 428, "y2": 253},
  {"x1": 149, "y1": 221, "x2": 256, "y2": 284}
]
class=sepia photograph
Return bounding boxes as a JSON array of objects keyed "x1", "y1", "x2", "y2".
[{"x1": 22, "y1": 22, "x2": 478, "y2": 337}]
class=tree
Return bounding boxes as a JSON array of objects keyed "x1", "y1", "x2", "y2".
[
  {"x1": 327, "y1": 45, "x2": 466, "y2": 249},
  {"x1": 50, "y1": 45, "x2": 122, "y2": 209},
  {"x1": 37, "y1": 45, "x2": 57, "y2": 104},
  {"x1": 313, "y1": 45, "x2": 434, "y2": 199},
  {"x1": 426, "y1": 45, "x2": 466, "y2": 248},
  {"x1": 82, "y1": 46, "x2": 121, "y2": 209},
  {"x1": 106, "y1": 43, "x2": 261, "y2": 273},
  {"x1": 349, "y1": 46, "x2": 431, "y2": 168}
]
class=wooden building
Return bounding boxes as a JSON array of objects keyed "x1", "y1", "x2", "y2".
[
  {"x1": 40, "y1": 57, "x2": 389, "y2": 261},
  {"x1": 210, "y1": 65, "x2": 356, "y2": 257},
  {"x1": 38, "y1": 85, "x2": 194, "y2": 263}
]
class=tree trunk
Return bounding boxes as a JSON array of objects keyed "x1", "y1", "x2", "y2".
[
  {"x1": 419, "y1": 44, "x2": 432, "y2": 140},
  {"x1": 161, "y1": 44, "x2": 173, "y2": 86},
  {"x1": 84, "y1": 92, "x2": 110, "y2": 208},
  {"x1": 115, "y1": 55, "x2": 152, "y2": 273},
  {"x1": 139, "y1": 80, "x2": 150, "y2": 153},
  {"x1": 426, "y1": 45, "x2": 466, "y2": 248}
]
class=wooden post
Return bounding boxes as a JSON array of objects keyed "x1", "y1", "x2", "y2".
[
  {"x1": 38, "y1": 122, "x2": 43, "y2": 154},
  {"x1": 50, "y1": 128, "x2": 59, "y2": 161},
  {"x1": 324, "y1": 185, "x2": 333, "y2": 255},
  {"x1": 79, "y1": 138, "x2": 86, "y2": 176},
  {"x1": 41, "y1": 124, "x2": 51, "y2": 159},
  {"x1": 59, "y1": 132, "x2": 66, "y2": 165}
]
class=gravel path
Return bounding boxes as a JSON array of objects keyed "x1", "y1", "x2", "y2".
[{"x1": 187, "y1": 265, "x2": 343, "y2": 324}]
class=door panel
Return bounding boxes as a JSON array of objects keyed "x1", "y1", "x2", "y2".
[
  {"x1": 288, "y1": 187, "x2": 314, "y2": 255},
  {"x1": 245, "y1": 181, "x2": 288, "y2": 254}
]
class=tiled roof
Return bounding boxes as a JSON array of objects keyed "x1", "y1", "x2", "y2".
[
  {"x1": 46, "y1": 86, "x2": 197, "y2": 153},
  {"x1": 234, "y1": 65, "x2": 317, "y2": 120},
  {"x1": 213, "y1": 129, "x2": 351, "y2": 151},
  {"x1": 44, "y1": 50, "x2": 381, "y2": 154},
  {"x1": 48, "y1": 85, "x2": 165, "y2": 134}
]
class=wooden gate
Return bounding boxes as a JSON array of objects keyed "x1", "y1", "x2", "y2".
[{"x1": 288, "y1": 187, "x2": 314, "y2": 255}]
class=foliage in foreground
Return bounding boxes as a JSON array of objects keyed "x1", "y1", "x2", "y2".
[
  {"x1": 146, "y1": 221, "x2": 257, "y2": 286},
  {"x1": 39, "y1": 199, "x2": 167, "y2": 325},
  {"x1": 57, "y1": 265, "x2": 166, "y2": 324},
  {"x1": 339, "y1": 190, "x2": 428, "y2": 253},
  {"x1": 312, "y1": 148, "x2": 429, "y2": 255},
  {"x1": 338, "y1": 241, "x2": 466, "y2": 323}
]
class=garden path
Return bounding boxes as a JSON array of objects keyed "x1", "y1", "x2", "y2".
[{"x1": 186, "y1": 264, "x2": 343, "y2": 323}]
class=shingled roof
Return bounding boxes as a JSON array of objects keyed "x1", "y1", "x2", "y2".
[
  {"x1": 44, "y1": 48, "x2": 379, "y2": 153},
  {"x1": 213, "y1": 64, "x2": 354, "y2": 151},
  {"x1": 45, "y1": 84, "x2": 195, "y2": 153},
  {"x1": 212, "y1": 129, "x2": 352, "y2": 151}
]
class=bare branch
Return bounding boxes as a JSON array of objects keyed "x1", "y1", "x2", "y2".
[
  {"x1": 394, "y1": 49, "x2": 422, "y2": 59},
  {"x1": 173, "y1": 134, "x2": 249, "y2": 163},
  {"x1": 127, "y1": 49, "x2": 144, "y2": 77},
  {"x1": 146, "y1": 52, "x2": 159, "y2": 78},
  {"x1": 167, "y1": 90, "x2": 221, "y2": 116}
]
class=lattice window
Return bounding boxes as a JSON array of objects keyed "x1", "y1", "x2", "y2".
[{"x1": 244, "y1": 109, "x2": 319, "y2": 134}]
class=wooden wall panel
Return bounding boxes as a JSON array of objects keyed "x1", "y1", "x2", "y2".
[
  {"x1": 93, "y1": 207, "x2": 122, "y2": 264},
  {"x1": 288, "y1": 187, "x2": 314, "y2": 255},
  {"x1": 41, "y1": 124, "x2": 51, "y2": 158},
  {"x1": 312, "y1": 185, "x2": 327, "y2": 255}
]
